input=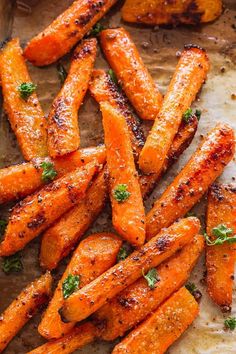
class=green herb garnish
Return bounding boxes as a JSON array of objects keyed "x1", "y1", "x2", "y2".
[
  {"x1": 108, "y1": 69, "x2": 118, "y2": 86},
  {"x1": 0, "y1": 219, "x2": 7, "y2": 236},
  {"x1": 2, "y1": 253, "x2": 23, "y2": 274},
  {"x1": 185, "y1": 282, "x2": 197, "y2": 295},
  {"x1": 183, "y1": 108, "x2": 202, "y2": 123},
  {"x1": 113, "y1": 184, "x2": 130, "y2": 203},
  {"x1": 57, "y1": 63, "x2": 67, "y2": 85},
  {"x1": 40, "y1": 161, "x2": 57, "y2": 183},
  {"x1": 18, "y1": 82, "x2": 37, "y2": 101},
  {"x1": 143, "y1": 268, "x2": 159, "y2": 290},
  {"x1": 195, "y1": 109, "x2": 202, "y2": 120},
  {"x1": 90, "y1": 23, "x2": 105, "y2": 37},
  {"x1": 224, "y1": 317, "x2": 236, "y2": 330},
  {"x1": 117, "y1": 242, "x2": 133, "y2": 262},
  {"x1": 204, "y1": 224, "x2": 236, "y2": 246},
  {"x1": 62, "y1": 274, "x2": 80, "y2": 299}
]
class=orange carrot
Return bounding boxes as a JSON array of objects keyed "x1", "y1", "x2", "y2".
[
  {"x1": 139, "y1": 45, "x2": 209, "y2": 174},
  {"x1": 146, "y1": 123, "x2": 235, "y2": 240},
  {"x1": 61, "y1": 217, "x2": 200, "y2": 323},
  {"x1": 40, "y1": 167, "x2": 107, "y2": 270},
  {"x1": 100, "y1": 28, "x2": 163, "y2": 120},
  {"x1": 24, "y1": 0, "x2": 118, "y2": 66},
  {"x1": 101, "y1": 102, "x2": 145, "y2": 247},
  {"x1": 0, "y1": 161, "x2": 98, "y2": 256},
  {"x1": 0, "y1": 38, "x2": 47, "y2": 160},
  {"x1": 112, "y1": 287, "x2": 199, "y2": 354},
  {"x1": 95, "y1": 234, "x2": 204, "y2": 340},
  {"x1": 206, "y1": 184, "x2": 236, "y2": 310},
  {"x1": 0, "y1": 272, "x2": 52, "y2": 353},
  {"x1": 0, "y1": 145, "x2": 106, "y2": 205},
  {"x1": 39, "y1": 233, "x2": 122, "y2": 339},
  {"x1": 47, "y1": 39, "x2": 97, "y2": 157}
]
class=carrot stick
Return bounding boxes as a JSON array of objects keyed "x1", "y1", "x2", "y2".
[
  {"x1": 0, "y1": 272, "x2": 52, "y2": 353},
  {"x1": 39, "y1": 233, "x2": 122, "y2": 339},
  {"x1": 100, "y1": 28, "x2": 163, "y2": 120},
  {"x1": 89, "y1": 69, "x2": 145, "y2": 160},
  {"x1": 0, "y1": 38, "x2": 47, "y2": 160},
  {"x1": 0, "y1": 145, "x2": 106, "y2": 205},
  {"x1": 24, "y1": 0, "x2": 117, "y2": 66},
  {"x1": 146, "y1": 123, "x2": 235, "y2": 240},
  {"x1": 60, "y1": 217, "x2": 200, "y2": 322},
  {"x1": 47, "y1": 39, "x2": 97, "y2": 158},
  {"x1": 112, "y1": 287, "x2": 199, "y2": 354},
  {"x1": 139, "y1": 45, "x2": 209, "y2": 174},
  {"x1": 40, "y1": 167, "x2": 108, "y2": 270},
  {"x1": 27, "y1": 322, "x2": 97, "y2": 354},
  {"x1": 94, "y1": 234, "x2": 204, "y2": 340},
  {"x1": 0, "y1": 161, "x2": 98, "y2": 256},
  {"x1": 206, "y1": 183, "x2": 236, "y2": 310},
  {"x1": 101, "y1": 102, "x2": 145, "y2": 247}
]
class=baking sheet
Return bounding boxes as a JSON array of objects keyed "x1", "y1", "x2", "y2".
[{"x1": 0, "y1": 0, "x2": 235, "y2": 353}]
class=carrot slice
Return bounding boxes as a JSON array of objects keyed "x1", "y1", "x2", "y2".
[
  {"x1": 60, "y1": 217, "x2": 200, "y2": 323},
  {"x1": 146, "y1": 123, "x2": 235, "y2": 240},
  {"x1": 0, "y1": 38, "x2": 47, "y2": 160},
  {"x1": 139, "y1": 45, "x2": 209, "y2": 174},
  {"x1": 206, "y1": 184, "x2": 236, "y2": 310},
  {"x1": 24, "y1": 0, "x2": 117, "y2": 66},
  {"x1": 101, "y1": 102, "x2": 145, "y2": 247},
  {"x1": 112, "y1": 287, "x2": 199, "y2": 354},
  {"x1": 0, "y1": 145, "x2": 106, "y2": 205},
  {"x1": 27, "y1": 322, "x2": 97, "y2": 354},
  {"x1": 40, "y1": 167, "x2": 107, "y2": 270},
  {"x1": 0, "y1": 161, "x2": 98, "y2": 256},
  {"x1": 100, "y1": 28, "x2": 163, "y2": 120},
  {"x1": 89, "y1": 69, "x2": 145, "y2": 160},
  {"x1": 47, "y1": 39, "x2": 97, "y2": 157},
  {"x1": 0, "y1": 272, "x2": 52, "y2": 353},
  {"x1": 95, "y1": 234, "x2": 204, "y2": 340}
]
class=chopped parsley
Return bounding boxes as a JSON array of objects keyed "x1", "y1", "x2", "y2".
[
  {"x1": 195, "y1": 109, "x2": 202, "y2": 120},
  {"x1": 2, "y1": 253, "x2": 23, "y2": 274},
  {"x1": 183, "y1": 108, "x2": 202, "y2": 123},
  {"x1": 90, "y1": 22, "x2": 105, "y2": 37},
  {"x1": 18, "y1": 82, "x2": 37, "y2": 101},
  {"x1": 113, "y1": 184, "x2": 130, "y2": 203},
  {"x1": 40, "y1": 161, "x2": 57, "y2": 183},
  {"x1": 224, "y1": 317, "x2": 236, "y2": 330},
  {"x1": 204, "y1": 224, "x2": 236, "y2": 246},
  {"x1": 57, "y1": 63, "x2": 67, "y2": 85},
  {"x1": 0, "y1": 219, "x2": 7, "y2": 237},
  {"x1": 108, "y1": 69, "x2": 118, "y2": 86},
  {"x1": 62, "y1": 274, "x2": 80, "y2": 299},
  {"x1": 117, "y1": 242, "x2": 133, "y2": 262},
  {"x1": 143, "y1": 268, "x2": 159, "y2": 290},
  {"x1": 185, "y1": 282, "x2": 197, "y2": 295}
]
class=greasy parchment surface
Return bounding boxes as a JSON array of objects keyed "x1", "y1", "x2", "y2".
[{"x1": 0, "y1": 0, "x2": 235, "y2": 353}]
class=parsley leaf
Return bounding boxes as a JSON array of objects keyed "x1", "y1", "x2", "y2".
[
  {"x1": 90, "y1": 22, "x2": 105, "y2": 37},
  {"x1": 57, "y1": 63, "x2": 67, "y2": 85},
  {"x1": 183, "y1": 108, "x2": 202, "y2": 123},
  {"x1": 0, "y1": 219, "x2": 7, "y2": 237},
  {"x1": 62, "y1": 274, "x2": 80, "y2": 299},
  {"x1": 117, "y1": 242, "x2": 133, "y2": 262},
  {"x1": 143, "y1": 268, "x2": 159, "y2": 290},
  {"x1": 18, "y1": 82, "x2": 37, "y2": 101},
  {"x1": 108, "y1": 69, "x2": 118, "y2": 86},
  {"x1": 195, "y1": 109, "x2": 202, "y2": 120},
  {"x1": 40, "y1": 161, "x2": 57, "y2": 183},
  {"x1": 2, "y1": 253, "x2": 23, "y2": 274},
  {"x1": 113, "y1": 184, "x2": 130, "y2": 203},
  {"x1": 204, "y1": 224, "x2": 236, "y2": 246},
  {"x1": 185, "y1": 282, "x2": 197, "y2": 294},
  {"x1": 224, "y1": 317, "x2": 236, "y2": 330}
]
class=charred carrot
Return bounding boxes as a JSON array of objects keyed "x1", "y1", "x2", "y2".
[
  {"x1": 47, "y1": 39, "x2": 97, "y2": 157},
  {"x1": 0, "y1": 161, "x2": 98, "y2": 256},
  {"x1": 0, "y1": 272, "x2": 52, "y2": 353},
  {"x1": 146, "y1": 123, "x2": 235, "y2": 240},
  {"x1": 94, "y1": 234, "x2": 204, "y2": 340},
  {"x1": 61, "y1": 217, "x2": 200, "y2": 322},
  {"x1": 0, "y1": 38, "x2": 47, "y2": 160},
  {"x1": 24, "y1": 0, "x2": 117, "y2": 66},
  {"x1": 206, "y1": 184, "x2": 236, "y2": 310},
  {"x1": 112, "y1": 287, "x2": 199, "y2": 354},
  {"x1": 100, "y1": 28, "x2": 163, "y2": 120},
  {"x1": 139, "y1": 45, "x2": 209, "y2": 174},
  {"x1": 101, "y1": 102, "x2": 145, "y2": 247},
  {"x1": 89, "y1": 69, "x2": 145, "y2": 160},
  {"x1": 0, "y1": 145, "x2": 106, "y2": 205},
  {"x1": 39, "y1": 233, "x2": 122, "y2": 339}
]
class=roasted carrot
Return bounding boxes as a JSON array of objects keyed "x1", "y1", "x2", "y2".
[
  {"x1": 0, "y1": 38, "x2": 47, "y2": 160},
  {"x1": 112, "y1": 287, "x2": 199, "y2": 354},
  {"x1": 122, "y1": 0, "x2": 222, "y2": 26},
  {"x1": 39, "y1": 233, "x2": 122, "y2": 339},
  {"x1": 0, "y1": 161, "x2": 98, "y2": 256},
  {"x1": 28, "y1": 322, "x2": 97, "y2": 354},
  {"x1": 140, "y1": 116, "x2": 198, "y2": 198},
  {"x1": 61, "y1": 217, "x2": 200, "y2": 322},
  {"x1": 146, "y1": 123, "x2": 235, "y2": 240},
  {"x1": 40, "y1": 167, "x2": 107, "y2": 270},
  {"x1": 139, "y1": 45, "x2": 209, "y2": 174},
  {"x1": 89, "y1": 69, "x2": 145, "y2": 160},
  {"x1": 94, "y1": 234, "x2": 204, "y2": 340},
  {"x1": 0, "y1": 272, "x2": 52, "y2": 353},
  {"x1": 206, "y1": 184, "x2": 236, "y2": 310},
  {"x1": 24, "y1": 0, "x2": 117, "y2": 66},
  {"x1": 101, "y1": 102, "x2": 145, "y2": 247},
  {"x1": 47, "y1": 39, "x2": 97, "y2": 157},
  {"x1": 0, "y1": 145, "x2": 106, "y2": 205}
]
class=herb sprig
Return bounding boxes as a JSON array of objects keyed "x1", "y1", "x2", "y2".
[
  {"x1": 143, "y1": 268, "x2": 159, "y2": 290},
  {"x1": 2, "y1": 253, "x2": 23, "y2": 274},
  {"x1": 113, "y1": 184, "x2": 130, "y2": 203},
  {"x1": 18, "y1": 82, "x2": 37, "y2": 101},
  {"x1": 183, "y1": 108, "x2": 202, "y2": 123},
  {"x1": 40, "y1": 161, "x2": 57, "y2": 183},
  {"x1": 204, "y1": 224, "x2": 236, "y2": 246},
  {"x1": 62, "y1": 274, "x2": 80, "y2": 299},
  {"x1": 224, "y1": 317, "x2": 236, "y2": 330},
  {"x1": 117, "y1": 242, "x2": 133, "y2": 262}
]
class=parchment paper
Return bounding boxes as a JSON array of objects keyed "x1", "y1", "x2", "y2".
[{"x1": 0, "y1": 0, "x2": 235, "y2": 353}]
